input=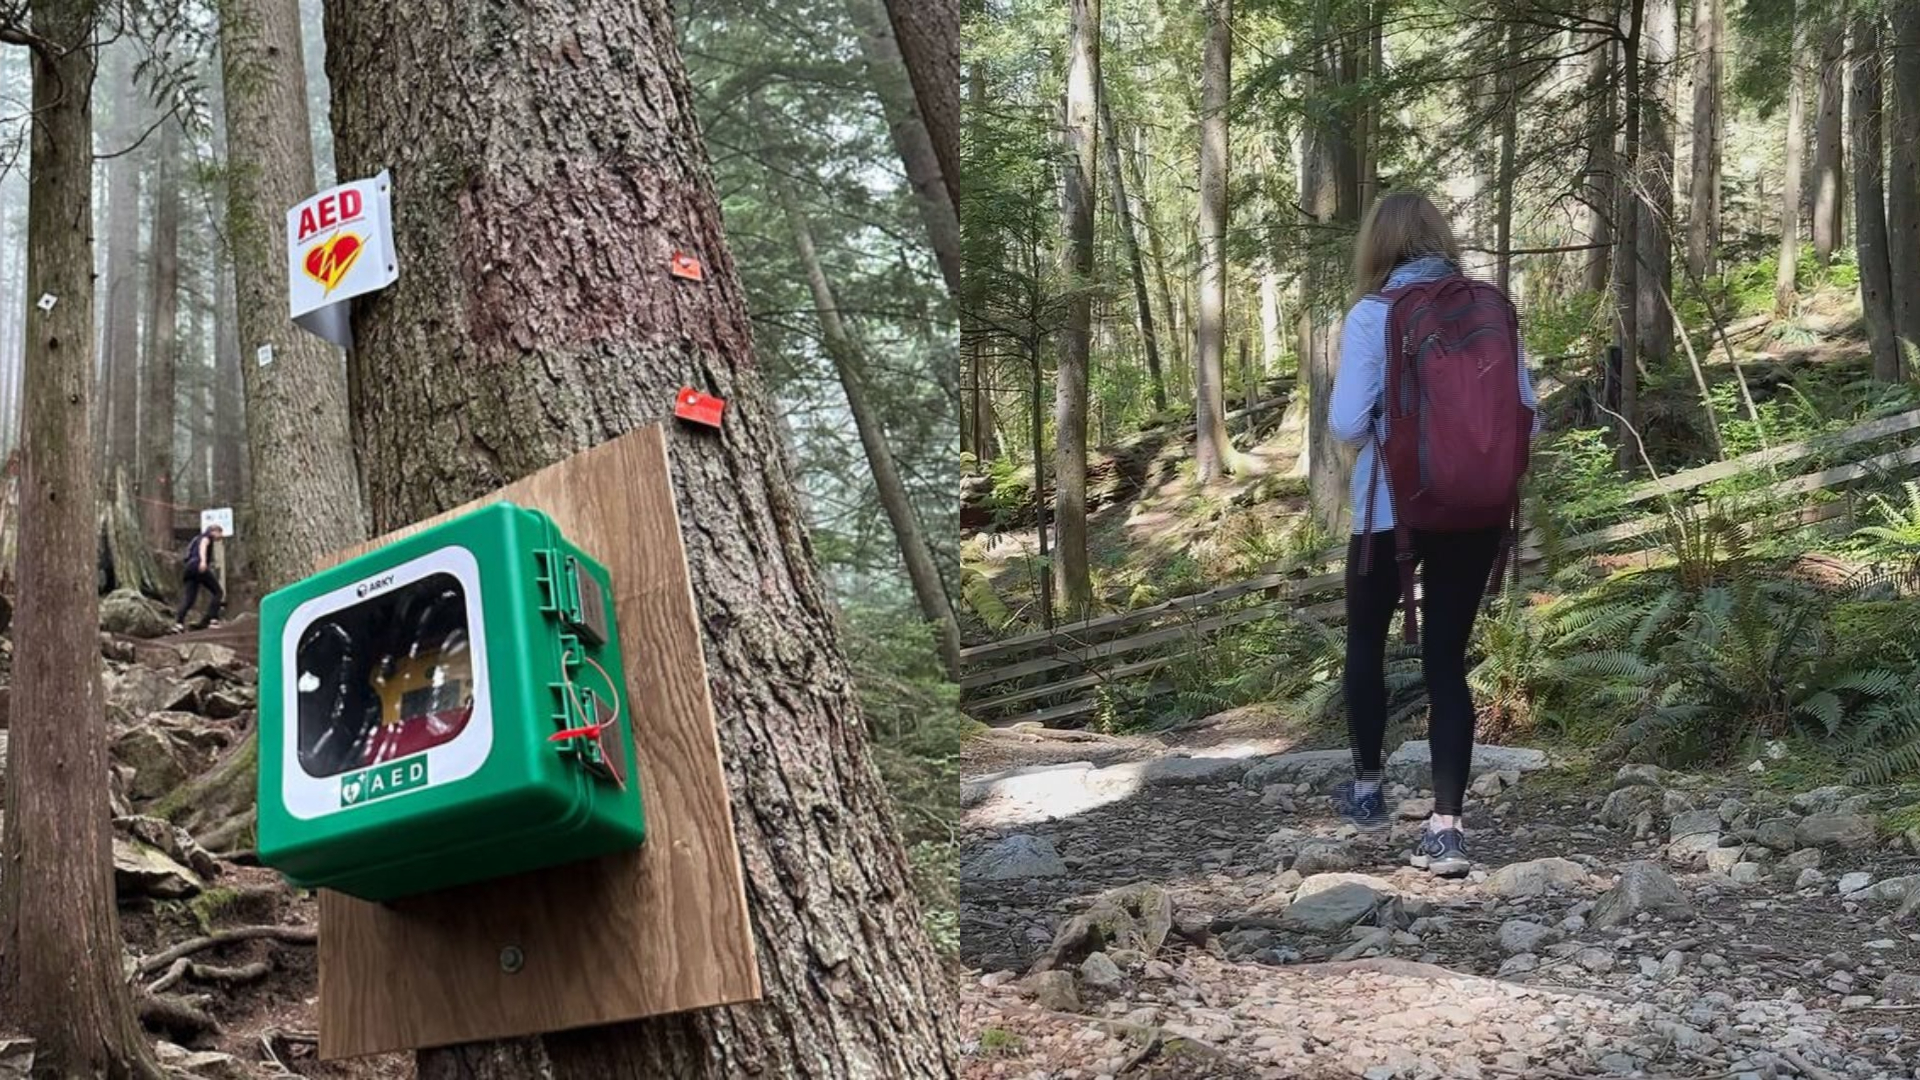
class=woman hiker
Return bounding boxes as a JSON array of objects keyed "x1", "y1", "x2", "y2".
[
  {"x1": 1325, "y1": 191, "x2": 1541, "y2": 878},
  {"x1": 173, "y1": 522, "x2": 226, "y2": 633}
]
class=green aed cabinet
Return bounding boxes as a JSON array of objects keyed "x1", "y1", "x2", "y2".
[{"x1": 256, "y1": 501, "x2": 645, "y2": 902}]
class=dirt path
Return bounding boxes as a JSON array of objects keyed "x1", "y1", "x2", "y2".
[{"x1": 959, "y1": 727, "x2": 1920, "y2": 1079}]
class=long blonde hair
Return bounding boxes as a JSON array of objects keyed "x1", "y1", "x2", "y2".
[{"x1": 1352, "y1": 191, "x2": 1462, "y2": 301}]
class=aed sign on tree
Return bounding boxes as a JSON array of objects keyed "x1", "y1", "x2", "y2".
[{"x1": 286, "y1": 171, "x2": 399, "y2": 346}]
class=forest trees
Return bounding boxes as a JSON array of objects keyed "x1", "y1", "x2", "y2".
[
  {"x1": 1853, "y1": 11, "x2": 1899, "y2": 381},
  {"x1": 322, "y1": 0, "x2": 960, "y2": 1074},
  {"x1": 0, "y1": 1, "x2": 167, "y2": 1075}
]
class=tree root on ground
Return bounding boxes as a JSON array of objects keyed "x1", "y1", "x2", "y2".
[
  {"x1": 136, "y1": 924, "x2": 316, "y2": 977},
  {"x1": 145, "y1": 957, "x2": 272, "y2": 995},
  {"x1": 137, "y1": 991, "x2": 221, "y2": 1040}
]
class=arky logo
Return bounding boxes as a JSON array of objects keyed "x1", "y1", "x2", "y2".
[
  {"x1": 303, "y1": 232, "x2": 364, "y2": 294},
  {"x1": 355, "y1": 573, "x2": 395, "y2": 599}
]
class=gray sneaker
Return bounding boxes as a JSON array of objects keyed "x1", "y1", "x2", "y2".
[{"x1": 1410, "y1": 828, "x2": 1470, "y2": 877}]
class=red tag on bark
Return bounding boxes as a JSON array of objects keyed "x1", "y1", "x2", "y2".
[
  {"x1": 674, "y1": 387, "x2": 725, "y2": 428},
  {"x1": 669, "y1": 251, "x2": 704, "y2": 281}
]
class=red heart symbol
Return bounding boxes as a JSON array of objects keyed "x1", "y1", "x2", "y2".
[{"x1": 303, "y1": 232, "x2": 364, "y2": 293}]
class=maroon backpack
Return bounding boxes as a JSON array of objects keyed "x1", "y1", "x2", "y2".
[{"x1": 1359, "y1": 273, "x2": 1532, "y2": 645}]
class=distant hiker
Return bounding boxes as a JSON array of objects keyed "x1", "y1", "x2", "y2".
[
  {"x1": 174, "y1": 523, "x2": 226, "y2": 632},
  {"x1": 1326, "y1": 191, "x2": 1540, "y2": 878}
]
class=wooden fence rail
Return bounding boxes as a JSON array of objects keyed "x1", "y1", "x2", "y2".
[{"x1": 962, "y1": 405, "x2": 1920, "y2": 727}]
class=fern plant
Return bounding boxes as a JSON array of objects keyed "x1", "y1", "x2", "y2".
[{"x1": 1854, "y1": 480, "x2": 1920, "y2": 569}]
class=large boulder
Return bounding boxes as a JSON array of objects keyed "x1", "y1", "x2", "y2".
[
  {"x1": 112, "y1": 838, "x2": 203, "y2": 899},
  {"x1": 1386, "y1": 741, "x2": 1547, "y2": 788},
  {"x1": 103, "y1": 665, "x2": 199, "y2": 719},
  {"x1": 99, "y1": 589, "x2": 173, "y2": 639},
  {"x1": 110, "y1": 725, "x2": 189, "y2": 802},
  {"x1": 116, "y1": 815, "x2": 220, "y2": 880},
  {"x1": 964, "y1": 834, "x2": 1066, "y2": 881},
  {"x1": 1796, "y1": 813, "x2": 1877, "y2": 850},
  {"x1": 1591, "y1": 861, "x2": 1694, "y2": 928}
]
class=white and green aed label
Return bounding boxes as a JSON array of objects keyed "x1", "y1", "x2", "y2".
[{"x1": 339, "y1": 755, "x2": 430, "y2": 808}]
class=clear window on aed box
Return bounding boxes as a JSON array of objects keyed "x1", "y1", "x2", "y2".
[{"x1": 296, "y1": 572, "x2": 478, "y2": 779}]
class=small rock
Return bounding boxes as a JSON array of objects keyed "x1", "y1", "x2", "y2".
[
  {"x1": 1599, "y1": 785, "x2": 1664, "y2": 828},
  {"x1": 1396, "y1": 797, "x2": 1434, "y2": 821},
  {"x1": 1668, "y1": 808, "x2": 1723, "y2": 865},
  {"x1": 1796, "y1": 868, "x2": 1826, "y2": 889},
  {"x1": 1291, "y1": 839, "x2": 1357, "y2": 876},
  {"x1": 1575, "y1": 947, "x2": 1616, "y2": 973},
  {"x1": 1783, "y1": 847, "x2": 1823, "y2": 870},
  {"x1": 1260, "y1": 784, "x2": 1296, "y2": 810},
  {"x1": 1497, "y1": 953, "x2": 1539, "y2": 976},
  {"x1": 1791, "y1": 785, "x2": 1854, "y2": 814},
  {"x1": 111, "y1": 838, "x2": 202, "y2": 899},
  {"x1": 1839, "y1": 871, "x2": 1876, "y2": 896},
  {"x1": 1881, "y1": 972, "x2": 1920, "y2": 1003},
  {"x1": 1613, "y1": 764, "x2": 1667, "y2": 788},
  {"x1": 1591, "y1": 861, "x2": 1693, "y2": 928},
  {"x1": 1386, "y1": 740, "x2": 1547, "y2": 788},
  {"x1": 1079, "y1": 952, "x2": 1123, "y2": 990},
  {"x1": 980, "y1": 970, "x2": 1018, "y2": 988},
  {"x1": 1282, "y1": 882, "x2": 1382, "y2": 934},
  {"x1": 1470, "y1": 769, "x2": 1518, "y2": 798},
  {"x1": 1718, "y1": 798, "x2": 1747, "y2": 825},
  {"x1": 1485, "y1": 857, "x2": 1587, "y2": 897},
  {"x1": 965, "y1": 834, "x2": 1067, "y2": 881},
  {"x1": 1753, "y1": 819, "x2": 1800, "y2": 852},
  {"x1": 1497, "y1": 919, "x2": 1561, "y2": 955},
  {"x1": 1142, "y1": 755, "x2": 1248, "y2": 787},
  {"x1": 1023, "y1": 970, "x2": 1079, "y2": 1011},
  {"x1": 1332, "y1": 927, "x2": 1390, "y2": 961},
  {"x1": 1729, "y1": 862, "x2": 1763, "y2": 885},
  {"x1": 1796, "y1": 812, "x2": 1876, "y2": 850}
]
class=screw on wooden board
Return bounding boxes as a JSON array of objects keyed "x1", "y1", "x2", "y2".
[{"x1": 499, "y1": 945, "x2": 524, "y2": 974}]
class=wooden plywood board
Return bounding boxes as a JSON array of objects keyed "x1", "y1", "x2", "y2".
[{"x1": 314, "y1": 425, "x2": 760, "y2": 1059}]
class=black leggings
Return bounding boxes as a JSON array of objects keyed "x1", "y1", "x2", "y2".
[
  {"x1": 177, "y1": 570, "x2": 225, "y2": 627},
  {"x1": 1344, "y1": 527, "x2": 1502, "y2": 817}
]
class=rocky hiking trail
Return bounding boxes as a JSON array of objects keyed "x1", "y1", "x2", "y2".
[
  {"x1": 0, "y1": 593, "x2": 408, "y2": 1080},
  {"x1": 958, "y1": 720, "x2": 1920, "y2": 1080}
]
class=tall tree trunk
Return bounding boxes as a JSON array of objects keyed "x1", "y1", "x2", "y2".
[
  {"x1": 1133, "y1": 127, "x2": 1185, "y2": 377},
  {"x1": 1686, "y1": 0, "x2": 1721, "y2": 277},
  {"x1": 1888, "y1": 1, "x2": 1920, "y2": 356},
  {"x1": 1616, "y1": 0, "x2": 1645, "y2": 470},
  {"x1": 141, "y1": 120, "x2": 180, "y2": 549},
  {"x1": 848, "y1": 0, "x2": 960, "y2": 301},
  {"x1": 771, "y1": 162, "x2": 963, "y2": 675},
  {"x1": 0, "y1": 2, "x2": 166, "y2": 1075},
  {"x1": 1583, "y1": 0, "x2": 1618, "y2": 293},
  {"x1": 962, "y1": 61, "x2": 998, "y2": 463},
  {"x1": 211, "y1": 251, "x2": 245, "y2": 502},
  {"x1": 99, "y1": 46, "x2": 143, "y2": 489},
  {"x1": 1099, "y1": 93, "x2": 1166, "y2": 413},
  {"x1": 1260, "y1": 266, "x2": 1283, "y2": 380},
  {"x1": 1635, "y1": 0, "x2": 1676, "y2": 368},
  {"x1": 1496, "y1": 20, "x2": 1519, "y2": 293},
  {"x1": 1195, "y1": 0, "x2": 1234, "y2": 482},
  {"x1": 1853, "y1": 13, "x2": 1901, "y2": 381},
  {"x1": 1053, "y1": 0, "x2": 1097, "y2": 616},
  {"x1": 322, "y1": 2, "x2": 961, "y2": 1072},
  {"x1": 1779, "y1": 8, "x2": 1807, "y2": 312},
  {"x1": 218, "y1": 0, "x2": 368, "y2": 592},
  {"x1": 1814, "y1": 22, "x2": 1846, "y2": 268},
  {"x1": 1302, "y1": 8, "x2": 1350, "y2": 530},
  {"x1": 882, "y1": 0, "x2": 959, "y2": 213}
]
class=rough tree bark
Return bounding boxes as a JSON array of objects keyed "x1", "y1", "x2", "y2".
[
  {"x1": 0, "y1": 2, "x2": 166, "y2": 1075},
  {"x1": 1194, "y1": 0, "x2": 1235, "y2": 483},
  {"x1": 1054, "y1": 0, "x2": 1098, "y2": 616},
  {"x1": 1852, "y1": 13, "x2": 1901, "y2": 381},
  {"x1": 1583, "y1": 0, "x2": 1618, "y2": 294},
  {"x1": 211, "y1": 252, "x2": 245, "y2": 502},
  {"x1": 1099, "y1": 93, "x2": 1166, "y2": 413},
  {"x1": 1778, "y1": 8, "x2": 1807, "y2": 312},
  {"x1": 1888, "y1": 1, "x2": 1920, "y2": 355},
  {"x1": 1813, "y1": 21, "x2": 1845, "y2": 268},
  {"x1": 964, "y1": 62, "x2": 998, "y2": 462},
  {"x1": 321, "y1": 1, "x2": 962, "y2": 1073},
  {"x1": 770, "y1": 160, "x2": 963, "y2": 676},
  {"x1": 1686, "y1": 0, "x2": 1721, "y2": 277},
  {"x1": 1635, "y1": 0, "x2": 1676, "y2": 368},
  {"x1": 848, "y1": 0, "x2": 960, "y2": 301},
  {"x1": 218, "y1": 0, "x2": 367, "y2": 592},
  {"x1": 882, "y1": 0, "x2": 959, "y2": 213},
  {"x1": 141, "y1": 120, "x2": 180, "y2": 549},
  {"x1": 1132, "y1": 126, "x2": 1186, "y2": 376},
  {"x1": 1616, "y1": 0, "x2": 1645, "y2": 470}
]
